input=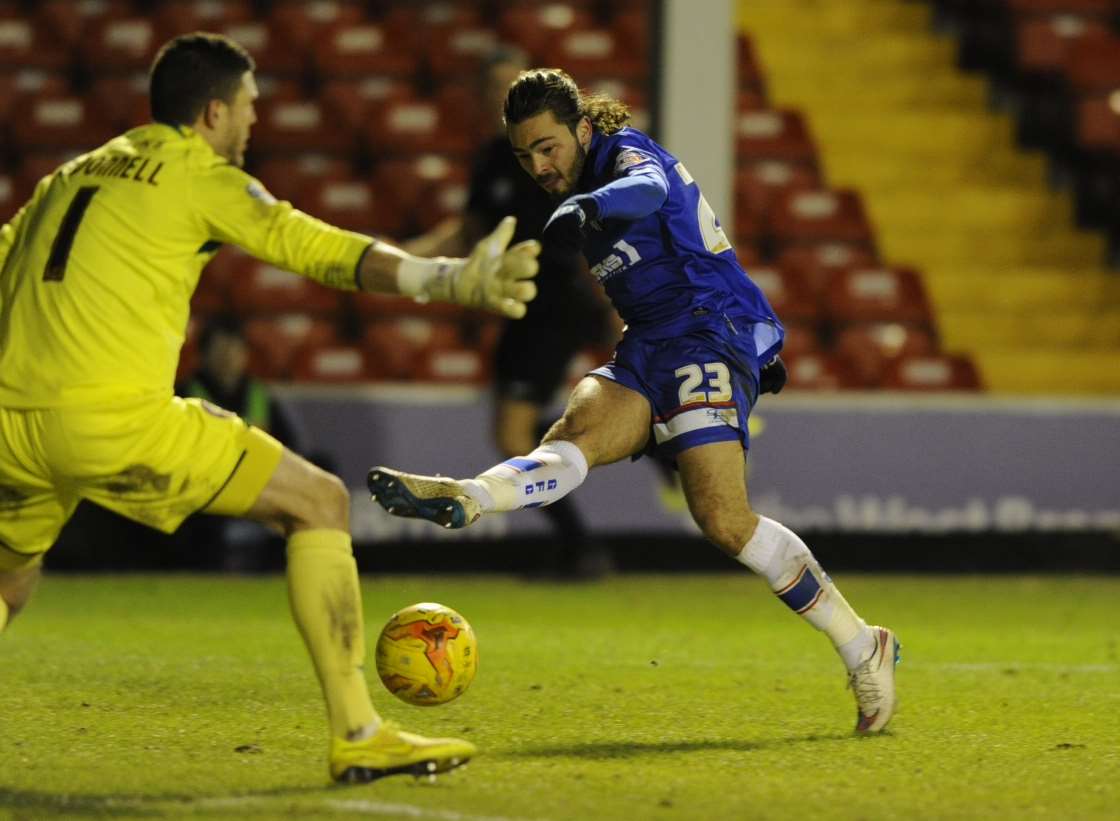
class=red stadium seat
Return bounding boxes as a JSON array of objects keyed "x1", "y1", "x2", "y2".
[
  {"x1": 363, "y1": 318, "x2": 463, "y2": 381},
  {"x1": 1015, "y1": 15, "x2": 1111, "y2": 75},
  {"x1": 362, "y1": 97, "x2": 473, "y2": 157},
  {"x1": 80, "y1": 17, "x2": 161, "y2": 73},
  {"x1": 416, "y1": 346, "x2": 490, "y2": 384},
  {"x1": 200, "y1": 246, "x2": 251, "y2": 289},
  {"x1": 0, "y1": 68, "x2": 68, "y2": 122},
  {"x1": 585, "y1": 77, "x2": 651, "y2": 131},
  {"x1": 401, "y1": 2, "x2": 484, "y2": 34},
  {"x1": 539, "y1": 25, "x2": 645, "y2": 82},
  {"x1": 0, "y1": 16, "x2": 68, "y2": 71},
  {"x1": 613, "y1": 8, "x2": 651, "y2": 63},
  {"x1": 783, "y1": 352, "x2": 857, "y2": 391},
  {"x1": 1076, "y1": 95, "x2": 1120, "y2": 152},
  {"x1": 1064, "y1": 34, "x2": 1120, "y2": 95},
  {"x1": 0, "y1": 173, "x2": 18, "y2": 224},
  {"x1": 776, "y1": 244, "x2": 880, "y2": 294},
  {"x1": 834, "y1": 322, "x2": 939, "y2": 388},
  {"x1": 735, "y1": 160, "x2": 821, "y2": 233},
  {"x1": 369, "y1": 153, "x2": 467, "y2": 234},
  {"x1": 155, "y1": 0, "x2": 254, "y2": 34},
  {"x1": 423, "y1": 24, "x2": 500, "y2": 80},
  {"x1": 297, "y1": 177, "x2": 401, "y2": 236},
  {"x1": 735, "y1": 244, "x2": 762, "y2": 268},
  {"x1": 735, "y1": 109, "x2": 818, "y2": 166},
  {"x1": 89, "y1": 73, "x2": 151, "y2": 132},
  {"x1": 363, "y1": 321, "x2": 420, "y2": 380},
  {"x1": 9, "y1": 95, "x2": 116, "y2": 152},
  {"x1": 401, "y1": 3, "x2": 492, "y2": 79},
  {"x1": 498, "y1": 4, "x2": 597, "y2": 57},
  {"x1": 746, "y1": 263, "x2": 820, "y2": 323},
  {"x1": 437, "y1": 82, "x2": 488, "y2": 142},
  {"x1": 1008, "y1": 0, "x2": 1119, "y2": 17},
  {"x1": 218, "y1": 20, "x2": 306, "y2": 76},
  {"x1": 290, "y1": 342, "x2": 370, "y2": 383},
  {"x1": 244, "y1": 314, "x2": 340, "y2": 379},
  {"x1": 251, "y1": 98, "x2": 357, "y2": 155},
  {"x1": 768, "y1": 189, "x2": 877, "y2": 254},
  {"x1": 414, "y1": 170, "x2": 470, "y2": 233},
  {"x1": 229, "y1": 260, "x2": 342, "y2": 316},
  {"x1": 737, "y1": 33, "x2": 768, "y2": 99},
  {"x1": 777, "y1": 320, "x2": 822, "y2": 358},
  {"x1": 255, "y1": 75, "x2": 305, "y2": 104},
  {"x1": 370, "y1": 156, "x2": 470, "y2": 235},
  {"x1": 379, "y1": 317, "x2": 489, "y2": 384},
  {"x1": 16, "y1": 151, "x2": 85, "y2": 194},
  {"x1": 322, "y1": 78, "x2": 416, "y2": 135},
  {"x1": 189, "y1": 267, "x2": 231, "y2": 316},
  {"x1": 352, "y1": 291, "x2": 465, "y2": 321},
  {"x1": 311, "y1": 22, "x2": 417, "y2": 79},
  {"x1": 252, "y1": 154, "x2": 353, "y2": 207},
  {"x1": 880, "y1": 354, "x2": 982, "y2": 392},
  {"x1": 176, "y1": 315, "x2": 203, "y2": 383},
  {"x1": 36, "y1": 0, "x2": 132, "y2": 49},
  {"x1": 737, "y1": 88, "x2": 769, "y2": 115},
  {"x1": 734, "y1": 205, "x2": 766, "y2": 247},
  {"x1": 823, "y1": 265, "x2": 932, "y2": 325},
  {"x1": 270, "y1": 0, "x2": 367, "y2": 51}
]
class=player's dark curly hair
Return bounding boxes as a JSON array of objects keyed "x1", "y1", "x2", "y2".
[
  {"x1": 149, "y1": 32, "x2": 255, "y2": 126},
  {"x1": 503, "y1": 68, "x2": 631, "y2": 136}
]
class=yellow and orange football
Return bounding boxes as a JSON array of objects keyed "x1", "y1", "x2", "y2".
[{"x1": 374, "y1": 602, "x2": 478, "y2": 706}]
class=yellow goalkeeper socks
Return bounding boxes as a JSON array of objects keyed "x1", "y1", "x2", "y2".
[
  {"x1": 0, "y1": 596, "x2": 8, "y2": 634},
  {"x1": 287, "y1": 529, "x2": 378, "y2": 739}
]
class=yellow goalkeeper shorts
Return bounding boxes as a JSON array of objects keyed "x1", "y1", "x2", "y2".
[{"x1": 0, "y1": 396, "x2": 283, "y2": 570}]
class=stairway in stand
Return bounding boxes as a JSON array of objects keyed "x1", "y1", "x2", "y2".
[{"x1": 741, "y1": 0, "x2": 1120, "y2": 394}]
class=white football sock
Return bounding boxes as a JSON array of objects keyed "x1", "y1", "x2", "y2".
[
  {"x1": 461, "y1": 441, "x2": 589, "y2": 513},
  {"x1": 737, "y1": 516, "x2": 874, "y2": 671}
]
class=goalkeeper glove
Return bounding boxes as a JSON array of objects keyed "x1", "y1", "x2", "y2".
[
  {"x1": 399, "y1": 216, "x2": 540, "y2": 319},
  {"x1": 759, "y1": 355, "x2": 787, "y2": 395},
  {"x1": 542, "y1": 195, "x2": 598, "y2": 253}
]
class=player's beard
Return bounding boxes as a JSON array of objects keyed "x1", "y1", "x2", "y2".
[{"x1": 548, "y1": 141, "x2": 587, "y2": 202}]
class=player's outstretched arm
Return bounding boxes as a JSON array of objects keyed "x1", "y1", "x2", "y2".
[
  {"x1": 358, "y1": 216, "x2": 540, "y2": 319},
  {"x1": 542, "y1": 161, "x2": 669, "y2": 254},
  {"x1": 196, "y1": 165, "x2": 538, "y2": 317}
]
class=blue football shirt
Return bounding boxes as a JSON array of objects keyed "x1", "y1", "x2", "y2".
[{"x1": 576, "y1": 127, "x2": 781, "y2": 353}]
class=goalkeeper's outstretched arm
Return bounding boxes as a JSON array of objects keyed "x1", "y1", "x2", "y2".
[
  {"x1": 358, "y1": 216, "x2": 540, "y2": 319},
  {"x1": 197, "y1": 162, "x2": 540, "y2": 320}
]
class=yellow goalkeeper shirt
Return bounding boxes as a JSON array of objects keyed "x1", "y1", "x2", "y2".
[{"x1": 0, "y1": 123, "x2": 371, "y2": 408}]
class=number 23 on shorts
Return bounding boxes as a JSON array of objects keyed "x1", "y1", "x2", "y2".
[{"x1": 675, "y1": 362, "x2": 732, "y2": 405}]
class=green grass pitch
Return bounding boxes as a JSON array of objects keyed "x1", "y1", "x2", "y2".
[{"x1": 1, "y1": 572, "x2": 1117, "y2": 820}]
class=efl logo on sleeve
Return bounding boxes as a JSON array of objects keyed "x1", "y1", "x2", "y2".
[
  {"x1": 246, "y1": 181, "x2": 277, "y2": 206},
  {"x1": 613, "y1": 149, "x2": 651, "y2": 173}
]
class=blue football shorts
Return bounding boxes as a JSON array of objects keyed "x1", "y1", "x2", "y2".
[{"x1": 590, "y1": 315, "x2": 783, "y2": 459}]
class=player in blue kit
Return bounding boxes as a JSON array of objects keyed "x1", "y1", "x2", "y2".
[{"x1": 369, "y1": 69, "x2": 900, "y2": 734}]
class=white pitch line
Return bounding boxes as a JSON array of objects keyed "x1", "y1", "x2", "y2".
[
  {"x1": 324, "y1": 798, "x2": 545, "y2": 821},
  {"x1": 188, "y1": 795, "x2": 544, "y2": 821}
]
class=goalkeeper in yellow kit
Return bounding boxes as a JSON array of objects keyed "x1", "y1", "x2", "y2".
[{"x1": 0, "y1": 33, "x2": 538, "y2": 783}]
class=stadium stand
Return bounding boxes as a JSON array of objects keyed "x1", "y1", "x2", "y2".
[
  {"x1": 10, "y1": 0, "x2": 1085, "y2": 392},
  {"x1": 741, "y1": 0, "x2": 1120, "y2": 394},
  {"x1": 289, "y1": 341, "x2": 371, "y2": 383}
]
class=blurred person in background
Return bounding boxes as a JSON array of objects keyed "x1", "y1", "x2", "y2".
[
  {"x1": 0, "y1": 32, "x2": 539, "y2": 782},
  {"x1": 176, "y1": 313, "x2": 305, "y2": 572},
  {"x1": 406, "y1": 47, "x2": 617, "y2": 579},
  {"x1": 370, "y1": 68, "x2": 900, "y2": 736}
]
